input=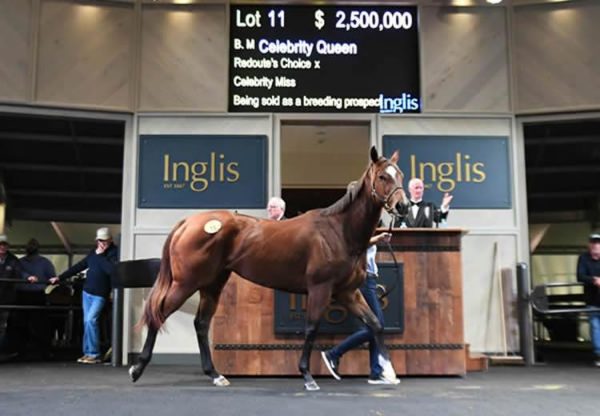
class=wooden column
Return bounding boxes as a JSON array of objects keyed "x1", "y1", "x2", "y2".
[{"x1": 211, "y1": 228, "x2": 466, "y2": 376}]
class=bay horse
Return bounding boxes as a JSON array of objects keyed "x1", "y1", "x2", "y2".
[{"x1": 129, "y1": 146, "x2": 408, "y2": 390}]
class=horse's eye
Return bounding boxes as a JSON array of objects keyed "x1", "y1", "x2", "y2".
[{"x1": 378, "y1": 175, "x2": 386, "y2": 181}]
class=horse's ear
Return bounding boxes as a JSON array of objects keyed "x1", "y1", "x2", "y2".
[
  {"x1": 370, "y1": 146, "x2": 379, "y2": 163},
  {"x1": 390, "y1": 150, "x2": 399, "y2": 164}
]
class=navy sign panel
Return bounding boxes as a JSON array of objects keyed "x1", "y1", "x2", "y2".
[
  {"x1": 383, "y1": 135, "x2": 512, "y2": 209},
  {"x1": 274, "y1": 263, "x2": 404, "y2": 335},
  {"x1": 138, "y1": 135, "x2": 267, "y2": 209}
]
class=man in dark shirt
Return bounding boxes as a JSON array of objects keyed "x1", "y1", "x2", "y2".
[
  {"x1": 18, "y1": 238, "x2": 57, "y2": 357},
  {"x1": 576, "y1": 233, "x2": 600, "y2": 367},
  {"x1": 50, "y1": 227, "x2": 118, "y2": 364},
  {"x1": 0, "y1": 234, "x2": 26, "y2": 355},
  {"x1": 394, "y1": 178, "x2": 453, "y2": 228},
  {"x1": 19, "y1": 238, "x2": 56, "y2": 304}
]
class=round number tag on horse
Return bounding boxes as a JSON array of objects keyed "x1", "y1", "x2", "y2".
[{"x1": 204, "y1": 219, "x2": 222, "y2": 234}]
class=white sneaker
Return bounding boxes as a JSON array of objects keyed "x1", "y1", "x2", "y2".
[
  {"x1": 378, "y1": 354, "x2": 398, "y2": 381},
  {"x1": 367, "y1": 373, "x2": 401, "y2": 385}
]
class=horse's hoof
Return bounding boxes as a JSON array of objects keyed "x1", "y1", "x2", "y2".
[
  {"x1": 213, "y1": 375, "x2": 230, "y2": 387},
  {"x1": 129, "y1": 365, "x2": 141, "y2": 383},
  {"x1": 304, "y1": 380, "x2": 320, "y2": 391}
]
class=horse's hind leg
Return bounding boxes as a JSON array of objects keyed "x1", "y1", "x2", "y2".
[
  {"x1": 194, "y1": 271, "x2": 231, "y2": 387},
  {"x1": 129, "y1": 326, "x2": 158, "y2": 382},
  {"x1": 299, "y1": 283, "x2": 332, "y2": 391},
  {"x1": 129, "y1": 283, "x2": 194, "y2": 382}
]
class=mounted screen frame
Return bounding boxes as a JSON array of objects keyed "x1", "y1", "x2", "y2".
[{"x1": 229, "y1": 4, "x2": 421, "y2": 114}]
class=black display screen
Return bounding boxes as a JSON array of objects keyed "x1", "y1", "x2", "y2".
[{"x1": 229, "y1": 5, "x2": 420, "y2": 113}]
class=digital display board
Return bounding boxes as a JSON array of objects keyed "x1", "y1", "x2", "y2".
[{"x1": 229, "y1": 5, "x2": 420, "y2": 113}]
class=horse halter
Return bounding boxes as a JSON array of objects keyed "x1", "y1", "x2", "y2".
[{"x1": 370, "y1": 161, "x2": 404, "y2": 213}]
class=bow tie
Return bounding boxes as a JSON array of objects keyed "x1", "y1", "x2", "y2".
[{"x1": 410, "y1": 201, "x2": 423, "y2": 207}]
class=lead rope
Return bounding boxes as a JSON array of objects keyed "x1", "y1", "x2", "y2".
[{"x1": 378, "y1": 217, "x2": 401, "y2": 300}]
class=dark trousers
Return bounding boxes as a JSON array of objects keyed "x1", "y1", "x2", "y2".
[
  {"x1": 13, "y1": 291, "x2": 52, "y2": 357},
  {"x1": 328, "y1": 274, "x2": 385, "y2": 378}
]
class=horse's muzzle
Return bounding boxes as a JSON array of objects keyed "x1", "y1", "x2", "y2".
[
  {"x1": 385, "y1": 201, "x2": 407, "y2": 218},
  {"x1": 383, "y1": 186, "x2": 406, "y2": 213}
]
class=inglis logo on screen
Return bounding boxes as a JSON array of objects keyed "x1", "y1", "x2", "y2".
[
  {"x1": 379, "y1": 93, "x2": 420, "y2": 114},
  {"x1": 162, "y1": 153, "x2": 240, "y2": 192}
]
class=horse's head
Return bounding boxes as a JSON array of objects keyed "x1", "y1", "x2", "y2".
[{"x1": 369, "y1": 146, "x2": 408, "y2": 214}]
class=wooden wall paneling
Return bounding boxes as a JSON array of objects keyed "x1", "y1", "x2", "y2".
[
  {"x1": 36, "y1": 0, "x2": 133, "y2": 109},
  {"x1": 129, "y1": 0, "x2": 143, "y2": 111},
  {"x1": 421, "y1": 6, "x2": 510, "y2": 113},
  {"x1": 212, "y1": 229, "x2": 466, "y2": 376},
  {"x1": 138, "y1": 4, "x2": 227, "y2": 111},
  {"x1": 514, "y1": 0, "x2": 600, "y2": 111},
  {"x1": 450, "y1": 252, "x2": 465, "y2": 341},
  {"x1": 0, "y1": 0, "x2": 33, "y2": 102},
  {"x1": 410, "y1": 251, "x2": 430, "y2": 373}
]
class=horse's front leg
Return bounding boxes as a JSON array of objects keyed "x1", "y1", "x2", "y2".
[
  {"x1": 338, "y1": 289, "x2": 397, "y2": 381},
  {"x1": 299, "y1": 283, "x2": 332, "y2": 391}
]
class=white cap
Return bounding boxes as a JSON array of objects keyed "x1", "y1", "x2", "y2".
[
  {"x1": 0, "y1": 234, "x2": 8, "y2": 244},
  {"x1": 95, "y1": 227, "x2": 112, "y2": 241}
]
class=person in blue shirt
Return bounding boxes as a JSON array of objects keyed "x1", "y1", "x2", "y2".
[
  {"x1": 321, "y1": 229, "x2": 400, "y2": 385},
  {"x1": 50, "y1": 227, "x2": 118, "y2": 364},
  {"x1": 577, "y1": 233, "x2": 600, "y2": 367}
]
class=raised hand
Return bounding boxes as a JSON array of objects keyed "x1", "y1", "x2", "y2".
[{"x1": 441, "y1": 193, "x2": 453, "y2": 210}]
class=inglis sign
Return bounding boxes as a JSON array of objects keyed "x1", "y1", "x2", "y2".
[
  {"x1": 383, "y1": 135, "x2": 512, "y2": 209},
  {"x1": 138, "y1": 135, "x2": 268, "y2": 209}
]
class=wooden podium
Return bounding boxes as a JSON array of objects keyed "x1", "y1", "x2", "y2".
[{"x1": 211, "y1": 228, "x2": 466, "y2": 376}]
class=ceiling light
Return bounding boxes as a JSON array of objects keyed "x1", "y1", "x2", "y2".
[{"x1": 486, "y1": 0, "x2": 503, "y2": 4}]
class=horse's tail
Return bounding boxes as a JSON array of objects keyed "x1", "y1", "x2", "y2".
[{"x1": 139, "y1": 219, "x2": 185, "y2": 332}]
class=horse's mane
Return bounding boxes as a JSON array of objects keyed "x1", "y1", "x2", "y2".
[{"x1": 320, "y1": 167, "x2": 371, "y2": 217}]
